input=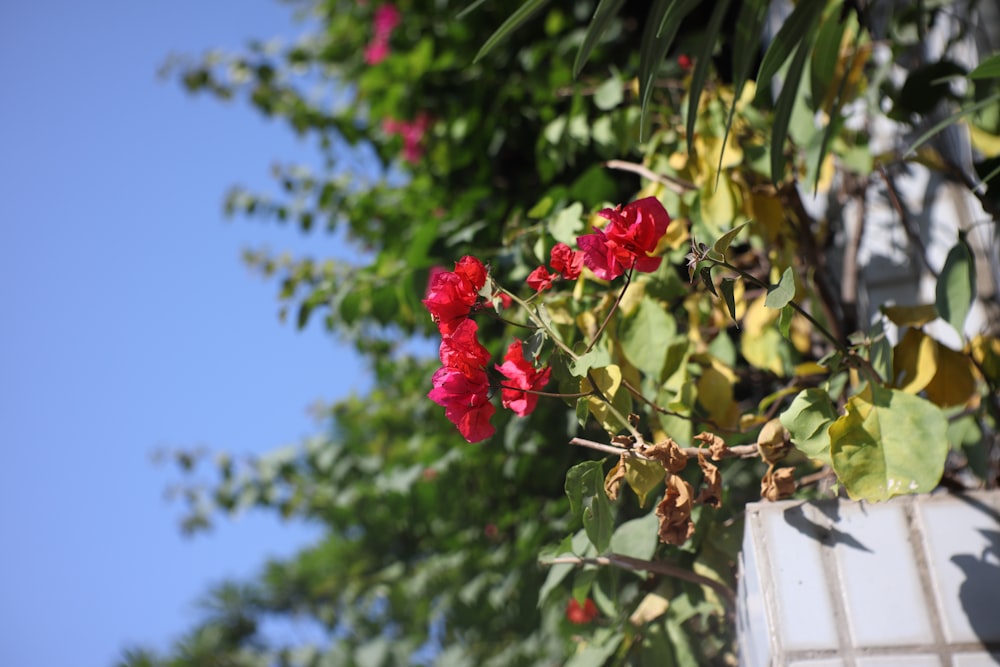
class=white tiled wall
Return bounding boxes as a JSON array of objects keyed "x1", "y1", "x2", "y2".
[{"x1": 737, "y1": 491, "x2": 1000, "y2": 666}]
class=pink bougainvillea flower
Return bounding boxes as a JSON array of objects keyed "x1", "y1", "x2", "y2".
[
  {"x1": 372, "y1": 3, "x2": 401, "y2": 34},
  {"x1": 422, "y1": 256, "x2": 487, "y2": 334},
  {"x1": 363, "y1": 4, "x2": 401, "y2": 65},
  {"x1": 383, "y1": 113, "x2": 432, "y2": 163},
  {"x1": 549, "y1": 242, "x2": 585, "y2": 280},
  {"x1": 438, "y1": 319, "x2": 491, "y2": 377},
  {"x1": 364, "y1": 39, "x2": 390, "y2": 65},
  {"x1": 496, "y1": 339, "x2": 551, "y2": 417},
  {"x1": 525, "y1": 265, "x2": 555, "y2": 292},
  {"x1": 428, "y1": 366, "x2": 496, "y2": 442},
  {"x1": 577, "y1": 197, "x2": 670, "y2": 280},
  {"x1": 677, "y1": 53, "x2": 692, "y2": 70},
  {"x1": 566, "y1": 598, "x2": 599, "y2": 624}
]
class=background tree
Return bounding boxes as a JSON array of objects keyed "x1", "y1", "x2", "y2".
[{"x1": 129, "y1": 1, "x2": 1000, "y2": 665}]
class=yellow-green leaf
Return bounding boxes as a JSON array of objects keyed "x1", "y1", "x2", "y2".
[{"x1": 829, "y1": 385, "x2": 948, "y2": 501}]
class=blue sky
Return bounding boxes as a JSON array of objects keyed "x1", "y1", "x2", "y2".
[{"x1": 0, "y1": 2, "x2": 367, "y2": 665}]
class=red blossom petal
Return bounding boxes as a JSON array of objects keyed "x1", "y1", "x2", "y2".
[
  {"x1": 438, "y1": 319, "x2": 490, "y2": 376},
  {"x1": 496, "y1": 339, "x2": 551, "y2": 417},
  {"x1": 550, "y1": 242, "x2": 584, "y2": 280},
  {"x1": 454, "y1": 255, "x2": 487, "y2": 293},
  {"x1": 525, "y1": 266, "x2": 555, "y2": 292}
]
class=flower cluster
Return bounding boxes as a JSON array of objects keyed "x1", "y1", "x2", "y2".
[
  {"x1": 424, "y1": 256, "x2": 551, "y2": 442},
  {"x1": 382, "y1": 113, "x2": 431, "y2": 163},
  {"x1": 526, "y1": 242, "x2": 585, "y2": 292},
  {"x1": 576, "y1": 196, "x2": 671, "y2": 280},
  {"x1": 364, "y1": 3, "x2": 401, "y2": 65}
]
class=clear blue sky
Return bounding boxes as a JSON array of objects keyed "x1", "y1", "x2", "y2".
[{"x1": 0, "y1": 2, "x2": 366, "y2": 665}]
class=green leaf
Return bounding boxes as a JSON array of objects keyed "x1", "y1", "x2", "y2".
[
  {"x1": 565, "y1": 460, "x2": 614, "y2": 552},
  {"x1": 699, "y1": 266, "x2": 717, "y2": 296},
  {"x1": 565, "y1": 460, "x2": 603, "y2": 518},
  {"x1": 777, "y1": 304, "x2": 793, "y2": 339},
  {"x1": 809, "y1": 5, "x2": 847, "y2": 108},
  {"x1": 686, "y1": 0, "x2": 731, "y2": 160},
  {"x1": 711, "y1": 222, "x2": 747, "y2": 257},
  {"x1": 770, "y1": 35, "x2": 815, "y2": 182},
  {"x1": 473, "y1": 0, "x2": 552, "y2": 63},
  {"x1": 765, "y1": 267, "x2": 796, "y2": 309},
  {"x1": 538, "y1": 532, "x2": 591, "y2": 606},
  {"x1": 780, "y1": 388, "x2": 836, "y2": 466},
  {"x1": 619, "y1": 296, "x2": 677, "y2": 378},
  {"x1": 969, "y1": 52, "x2": 1000, "y2": 80},
  {"x1": 869, "y1": 318, "x2": 892, "y2": 383},
  {"x1": 755, "y1": 0, "x2": 825, "y2": 98},
  {"x1": 610, "y1": 510, "x2": 659, "y2": 561},
  {"x1": 548, "y1": 202, "x2": 584, "y2": 246},
  {"x1": 639, "y1": 0, "x2": 700, "y2": 140},
  {"x1": 593, "y1": 75, "x2": 624, "y2": 110},
  {"x1": 720, "y1": 278, "x2": 738, "y2": 323},
  {"x1": 574, "y1": 0, "x2": 627, "y2": 77},
  {"x1": 570, "y1": 346, "x2": 612, "y2": 377},
  {"x1": 564, "y1": 629, "x2": 623, "y2": 667},
  {"x1": 935, "y1": 238, "x2": 976, "y2": 338},
  {"x1": 572, "y1": 567, "x2": 598, "y2": 604},
  {"x1": 829, "y1": 384, "x2": 948, "y2": 501}
]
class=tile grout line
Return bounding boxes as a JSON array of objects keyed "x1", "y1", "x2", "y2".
[
  {"x1": 808, "y1": 501, "x2": 857, "y2": 667},
  {"x1": 905, "y1": 496, "x2": 953, "y2": 667}
]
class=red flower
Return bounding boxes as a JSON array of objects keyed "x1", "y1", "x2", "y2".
[
  {"x1": 428, "y1": 366, "x2": 496, "y2": 443},
  {"x1": 550, "y1": 242, "x2": 585, "y2": 280},
  {"x1": 577, "y1": 197, "x2": 670, "y2": 280},
  {"x1": 525, "y1": 265, "x2": 555, "y2": 292},
  {"x1": 495, "y1": 339, "x2": 551, "y2": 417},
  {"x1": 423, "y1": 256, "x2": 487, "y2": 334},
  {"x1": 438, "y1": 319, "x2": 490, "y2": 377},
  {"x1": 566, "y1": 598, "x2": 599, "y2": 624},
  {"x1": 678, "y1": 53, "x2": 692, "y2": 70}
]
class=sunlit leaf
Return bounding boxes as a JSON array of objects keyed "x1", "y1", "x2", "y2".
[
  {"x1": 765, "y1": 267, "x2": 796, "y2": 309},
  {"x1": 968, "y1": 52, "x2": 1000, "y2": 80},
  {"x1": 892, "y1": 327, "x2": 939, "y2": 394},
  {"x1": 881, "y1": 303, "x2": 938, "y2": 328},
  {"x1": 610, "y1": 510, "x2": 659, "y2": 560},
  {"x1": 829, "y1": 384, "x2": 948, "y2": 501},
  {"x1": 619, "y1": 296, "x2": 677, "y2": 378}
]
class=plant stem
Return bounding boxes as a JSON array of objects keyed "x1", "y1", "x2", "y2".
[
  {"x1": 583, "y1": 268, "x2": 633, "y2": 355},
  {"x1": 540, "y1": 553, "x2": 735, "y2": 607},
  {"x1": 499, "y1": 286, "x2": 578, "y2": 361}
]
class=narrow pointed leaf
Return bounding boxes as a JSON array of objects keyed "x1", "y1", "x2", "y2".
[
  {"x1": 711, "y1": 222, "x2": 748, "y2": 257},
  {"x1": 686, "y1": 0, "x2": 731, "y2": 159},
  {"x1": 771, "y1": 36, "x2": 814, "y2": 183},
  {"x1": 574, "y1": 0, "x2": 627, "y2": 77},
  {"x1": 936, "y1": 238, "x2": 976, "y2": 338},
  {"x1": 968, "y1": 53, "x2": 1000, "y2": 80},
  {"x1": 755, "y1": 0, "x2": 826, "y2": 100},
  {"x1": 720, "y1": 278, "x2": 738, "y2": 323},
  {"x1": 474, "y1": 0, "x2": 551, "y2": 63},
  {"x1": 639, "y1": 0, "x2": 700, "y2": 140}
]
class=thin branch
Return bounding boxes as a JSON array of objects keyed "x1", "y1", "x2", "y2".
[
  {"x1": 605, "y1": 159, "x2": 697, "y2": 195},
  {"x1": 570, "y1": 437, "x2": 758, "y2": 460},
  {"x1": 540, "y1": 553, "x2": 735, "y2": 607},
  {"x1": 878, "y1": 165, "x2": 938, "y2": 279},
  {"x1": 583, "y1": 267, "x2": 632, "y2": 355}
]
